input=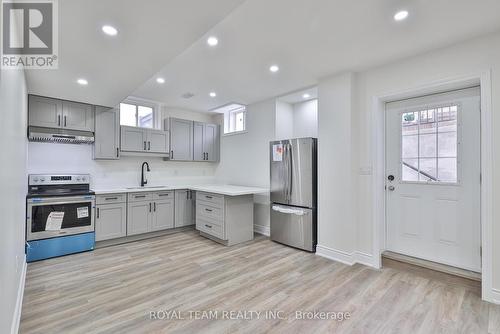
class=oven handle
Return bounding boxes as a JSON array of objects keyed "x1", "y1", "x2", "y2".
[{"x1": 27, "y1": 195, "x2": 96, "y2": 205}]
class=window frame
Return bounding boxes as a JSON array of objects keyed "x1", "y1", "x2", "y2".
[
  {"x1": 398, "y1": 102, "x2": 462, "y2": 186},
  {"x1": 223, "y1": 105, "x2": 247, "y2": 135},
  {"x1": 119, "y1": 99, "x2": 156, "y2": 129}
]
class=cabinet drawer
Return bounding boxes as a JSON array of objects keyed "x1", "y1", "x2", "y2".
[
  {"x1": 128, "y1": 192, "x2": 153, "y2": 202},
  {"x1": 197, "y1": 217, "x2": 224, "y2": 240},
  {"x1": 153, "y1": 191, "x2": 173, "y2": 200},
  {"x1": 96, "y1": 193, "x2": 126, "y2": 205},
  {"x1": 196, "y1": 203, "x2": 223, "y2": 222},
  {"x1": 196, "y1": 192, "x2": 224, "y2": 207}
]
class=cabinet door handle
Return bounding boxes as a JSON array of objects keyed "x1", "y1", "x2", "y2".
[
  {"x1": 105, "y1": 197, "x2": 118, "y2": 200},
  {"x1": 135, "y1": 195, "x2": 146, "y2": 199},
  {"x1": 144, "y1": 141, "x2": 147, "y2": 150},
  {"x1": 58, "y1": 115, "x2": 61, "y2": 126},
  {"x1": 148, "y1": 141, "x2": 151, "y2": 151},
  {"x1": 204, "y1": 224, "x2": 212, "y2": 229},
  {"x1": 64, "y1": 115, "x2": 67, "y2": 127},
  {"x1": 205, "y1": 195, "x2": 213, "y2": 199},
  {"x1": 158, "y1": 193, "x2": 169, "y2": 197},
  {"x1": 205, "y1": 208, "x2": 212, "y2": 212},
  {"x1": 149, "y1": 202, "x2": 152, "y2": 212},
  {"x1": 116, "y1": 147, "x2": 119, "y2": 158},
  {"x1": 97, "y1": 207, "x2": 100, "y2": 218},
  {"x1": 154, "y1": 202, "x2": 156, "y2": 212},
  {"x1": 170, "y1": 150, "x2": 173, "y2": 159}
]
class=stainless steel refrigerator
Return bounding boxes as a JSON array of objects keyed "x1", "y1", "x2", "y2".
[{"x1": 270, "y1": 137, "x2": 317, "y2": 251}]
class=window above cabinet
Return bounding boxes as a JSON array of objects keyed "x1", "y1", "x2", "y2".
[{"x1": 120, "y1": 100, "x2": 155, "y2": 129}]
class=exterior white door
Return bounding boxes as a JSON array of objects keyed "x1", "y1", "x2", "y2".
[{"x1": 385, "y1": 87, "x2": 481, "y2": 272}]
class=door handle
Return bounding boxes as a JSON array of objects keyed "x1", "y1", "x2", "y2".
[
  {"x1": 154, "y1": 202, "x2": 156, "y2": 212},
  {"x1": 58, "y1": 115, "x2": 61, "y2": 126},
  {"x1": 149, "y1": 202, "x2": 152, "y2": 212},
  {"x1": 144, "y1": 141, "x2": 147, "y2": 150},
  {"x1": 97, "y1": 207, "x2": 100, "y2": 218},
  {"x1": 64, "y1": 115, "x2": 67, "y2": 127},
  {"x1": 170, "y1": 150, "x2": 173, "y2": 159},
  {"x1": 148, "y1": 141, "x2": 151, "y2": 151},
  {"x1": 116, "y1": 148, "x2": 119, "y2": 158},
  {"x1": 204, "y1": 224, "x2": 212, "y2": 229}
]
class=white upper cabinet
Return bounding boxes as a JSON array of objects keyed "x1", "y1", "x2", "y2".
[
  {"x1": 193, "y1": 121, "x2": 219, "y2": 162},
  {"x1": 62, "y1": 101, "x2": 94, "y2": 132},
  {"x1": 28, "y1": 95, "x2": 63, "y2": 128},
  {"x1": 147, "y1": 129, "x2": 169, "y2": 153},
  {"x1": 28, "y1": 95, "x2": 94, "y2": 132},
  {"x1": 169, "y1": 118, "x2": 193, "y2": 161},
  {"x1": 94, "y1": 106, "x2": 120, "y2": 160},
  {"x1": 121, "y1": 125, "x2": 147, "y2": 152},
  {"x1": 120, "y1": 126, "x2": 169, "y2": 155}
]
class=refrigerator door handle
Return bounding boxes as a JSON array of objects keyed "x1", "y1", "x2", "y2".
[
  {"x1": 272, "y1": 205, "x2": 308, "y2": 216},
  {"x1": 287, "y1": 143, "x2": 293, "y2": 201}
]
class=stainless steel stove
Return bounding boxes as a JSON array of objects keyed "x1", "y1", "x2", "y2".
[{"x1": 26, "y1": 174, "x2": 95, "y2": 262}]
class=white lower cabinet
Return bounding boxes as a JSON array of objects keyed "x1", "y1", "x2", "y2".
[
  {"x1": 195, "y1": 191, "x2": 254, "y2": 246},
  {"x1": 127, "y1": 201, "x2": 152, "y2": 236},
  {"x1": 127, "y1": 191, "x2": 174, "y2": 236},
  {"x1": 174, "y1": 189, "x2": 194, "y2": 227},
  {"x1": 151, "y1": 199, "x2": 174, "y2": 231},
  {"x1": 95, "y1": 195, "x2": 127, "y2": 241}
]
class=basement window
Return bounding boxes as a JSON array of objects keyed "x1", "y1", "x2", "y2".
[
  {"x1": 212, "y1": 103, "x2": 247, "y2": 135},
  {"x1": 120, "y1": 102, "x2": 154, "y2": 128}
]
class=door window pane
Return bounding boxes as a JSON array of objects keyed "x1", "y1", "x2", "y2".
[{"x1": 401, "y1": 104, "x2": 458, "y2": 183}]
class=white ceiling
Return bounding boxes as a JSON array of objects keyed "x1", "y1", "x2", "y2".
[
  {"x1": 25, "y1": 0, "x2": 246, "y2": 107},
  {"x1": 132, "y1": 0, "x2": 500, "y2": 112},
  {"x1": 277, "y1": 87, "x2": 318, "y2": 105},
  {"x1": 26, "y1": 0, "x2": 500, "y2": 112}
]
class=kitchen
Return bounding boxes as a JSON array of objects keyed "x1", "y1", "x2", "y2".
[{"x1": 3, "y1": 1, "x2": 500, "y2": 333}]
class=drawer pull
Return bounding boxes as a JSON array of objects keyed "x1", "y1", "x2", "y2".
[
  {"x1": 105, "y1": 197, "x2": 118, "y2": 200},
  {"x1": 205, "y1": 208, "x2": 213, "y2": 212},
  {"x1": 204, "y1": 224, "x2": 212, "y2": 229},
  {"x1": 205, "y1": 196, "x2": 213, "y2": 199},
  {"x1": 158, "y1": 193, "x2": 170, "y2": 197},
  {"x1": 135, "y1": 195, "x2": 146, "y2": 198}
]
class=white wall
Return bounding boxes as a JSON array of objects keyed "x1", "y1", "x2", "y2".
[
  {"x1": 161, "y1": 106, "x2": 215, "y2": 129},
  {"x1": 0, "y1": 69, "x2": 28, "y2": 333},
  {"x1": 275, "y1": 101, "x2": 294, "y2": 140},
  {"x1": 214, "y1": 99, "x2": 276, "y2": 230},
  {"x1": 293, "y1": 99, "x2": 318, "y2": 138},
  {"x1": 316, "y1": 31, "x2": 500, "y2": 298},
  {"x1": 317, "y1": 73, "x2": 357, "y2": 255}
]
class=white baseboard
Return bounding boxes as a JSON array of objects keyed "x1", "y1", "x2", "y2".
[
  {"x1": 254, "y1": 224, "x2": 270, "y2": 237},
  {"x1": 11, "y1": 255, "x2": 26, "y2": 334},
  {"x1": 316, "y1": 244, "x2": 377, "y2": 268},
  {"x1": 487, "y1": 288, "x2": 500, "y2": 305}
]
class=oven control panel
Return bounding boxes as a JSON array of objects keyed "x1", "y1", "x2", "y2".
[{"x1": 29, "y1": 174, "x2": 90, "y2": 186}]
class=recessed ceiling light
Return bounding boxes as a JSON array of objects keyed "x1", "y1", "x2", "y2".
[
  {"x1": 207, "y1": 36, "x2": 218, "y2": 46},
  {"x1": 209, "y1": 92, "x2": 217, "y2": 98},
  {"x1": 77, "y1": 78, "x2": 88, "y2": 85},
  {"x1": 156, "y1": 77, "x2": 165, "y2": 84},
  {"x1": 102, "y1": 25, "x2": 118, "y2": 36},
  {"x1": 394, "y1": 10, "x2": 409, "y2": 21},
  {"x1": 303, "y1": 93, "x2": 311, "y2": 99},
  {"x1": 269, "y1": 65, "x2": 279, "y2": 73}
]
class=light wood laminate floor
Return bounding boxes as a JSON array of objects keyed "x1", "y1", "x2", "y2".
[{"x1": 20, "y1": 231, "x2": 500, "y2": 334}]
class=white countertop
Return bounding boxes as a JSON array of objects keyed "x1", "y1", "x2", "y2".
[{"x1": 93, "y1": 184, "x2": 268, "y2": 196}]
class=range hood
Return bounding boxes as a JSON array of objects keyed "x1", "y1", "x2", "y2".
[{"x1": 28, "y1": 126, "x2": 94, "y2": 144}]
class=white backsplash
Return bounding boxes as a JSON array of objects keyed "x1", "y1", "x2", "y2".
[{"x1": 27, "y1": 142, "x2": 217, "y2": 189}]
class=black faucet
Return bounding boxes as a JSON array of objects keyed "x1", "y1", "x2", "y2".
[{"x1": 141, "y1": 162, "x2": 150, "y2": 187}]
